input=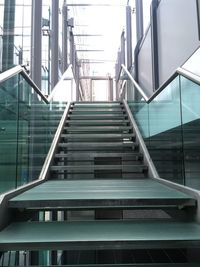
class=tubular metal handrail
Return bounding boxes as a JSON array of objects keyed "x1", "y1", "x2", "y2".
[
  {"x1": 121, "y1": 64, "x2": 200, "y2": 103},
  {"x1": 0, "y1": 65, "x2": 49, "y2": 104}
]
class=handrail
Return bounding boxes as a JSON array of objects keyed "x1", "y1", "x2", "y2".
[
  {"x1": 121, "y1": 64, "x2": 149, "y2": 101},
  {"x1": 38, "y1": 102, "x2": 71, "y2": 180},
  {"x1": 121, "y1": 64, "x2": 200, "y2": 104},
  {"x1": 0, "y1": 65, "x2": 49, "y2": 104}
]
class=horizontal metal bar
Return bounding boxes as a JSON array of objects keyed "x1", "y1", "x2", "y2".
[
  {"x1": 77, "y1": 50, "x2": 104, "y2": 52},
  {"x1": 79, "y1": 76, "x2": 112, "y2": 80},
  {"x1": 73, "y1": 34, "x2": 103, "y2": 37},
  {"x1": 66, "y1": 4, "x2": 126, "y2": 7}
]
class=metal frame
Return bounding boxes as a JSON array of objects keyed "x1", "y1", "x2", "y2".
[
  {"x1": 150, "y1": 0, "x2": 159, "y2": 90},
  {"x1": 51, "y1": 0, "x2": 59, "y2": 89},
  {"x1": 126, "y1": 5, "x2": 132, "y2": 70},
  {"x1": 31, "y1": 0, "x2": 42, "y2": 88}
]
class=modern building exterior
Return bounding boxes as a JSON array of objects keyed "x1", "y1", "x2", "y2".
[{"x1": 1, "y1": 0, "x2": 200, "y2": 266}]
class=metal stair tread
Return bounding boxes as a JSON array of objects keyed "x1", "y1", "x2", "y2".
[
  {"x1": 65, "y1": 126, "x2": 132, "y2": 132},
  {"x1": 54, "y1": 152, "x2": 143, "y2": 160},
  {"x1": 9, "y1": 179, "x2": 195, "y2": 209},
  {"x1": 1, "y1": 220, "x2": 200, "y2": 250},
  {"x1": 50, "y1": 165, "x2": 147, "y2": 172},
  {"x1": 65, "y1": 120, "x2": 130, "y2": 126},
  {"x1": 59, "y1": 141, "x2": 137, "y2": 150},
  {"x1": 68, "y1": 114, "x2": 127, "y2": 120},
  {"x1": 61, "y1": 133, "x2": 134, "y2": 139}
]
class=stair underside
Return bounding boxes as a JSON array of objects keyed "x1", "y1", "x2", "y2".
[{"x1": 9, "y1": 179, "x2": 195, "y2": 209}]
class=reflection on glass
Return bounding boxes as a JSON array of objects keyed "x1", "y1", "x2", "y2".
[
  {"x1": 0, "y1": 73, "x2": 66, "y2": 194},
  {"x1": 128, "y1": 74, "x2": 200, "y2": 189},
  {"x1": 0, "y1": 77, "x2": 18, "y2": 192},
  {"x1": 181, "y1": 76, "x2": 200, "y2": 189},
  {"x1": 148, "y1": 77, "x2": 184, "y2": 184}
]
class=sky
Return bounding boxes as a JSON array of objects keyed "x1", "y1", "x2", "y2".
[{"x1": 67, "y1": 0, "x2": 152, "y2": 77}]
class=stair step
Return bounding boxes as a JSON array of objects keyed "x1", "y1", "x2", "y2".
[
  {"x1": 54, "y1": 152, "x2": 143, "y2": 161},
  {"x1": 58, "y1": 142, "x2": 137, "y2": 151},
  {"x1": 71, "y1": 108, "x2": 124, "y2": 113},
  {"x1": 50, "y1": 164, "x2": 148, "y2": 173},
  {"x1": 66, "y1": 120, "x2": 130, "y2": 126},
  {"x1": 9, "y1": 179, "x2": 195, "y2": 209},
  {"x1": 68, "y1": 114, "x2": 127, "y2": 120},
  {"x1": 61, "y1": 133, "x2": 134, "y2": 141},
  {"x1": 65, "y1": 126, "x2": 132, "y2": 133},
  {"x1": 73, "y1": 103, "x2": 122, "y2": 108},
  {"x1": 1, "y1": 220, "x2": 200, "y2": 250},
  {"x1": 7, "y1": 264, "x2": 200, "y2": 267}
]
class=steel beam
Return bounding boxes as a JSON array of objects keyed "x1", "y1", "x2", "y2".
[
  {"x1": 108, "y1": 78, "x2": 114, "y2": 101},
  {"x1": 135, "y1": 0, "x2": 144, "y2": 42},
  {"x1": 62, "y1": 3, "x2": 68, "y2": 73},
  {"x1": 31, "y1": 0, "x2": 42, "y2": 88},
  {"x1": 51, "y1": 0, "x2": 59, "y2": 89},
  {"x1": 126, "y1": 5, "x2": 132, "y2": 69},
  {"x1": 151, "y1": 0, "x2": 159, "y2": 90}
]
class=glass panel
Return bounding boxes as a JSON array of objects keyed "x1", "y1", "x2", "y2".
[
  {"x1": 0, "y1": 73, "x2": 66, "y2": 194},
  {"x1": 0, "y1": 76, "x2": 18, "y2": 193},
  {"x1": 180, "y1": 76, "x2": 200, "y2": 189},
  {"x1": 148, "y1": 77, "x2": 184, "y2": 184}
]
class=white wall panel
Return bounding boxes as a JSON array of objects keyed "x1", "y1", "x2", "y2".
[{"x1": 157, "y1": 0, "x2": 200, "y2": 85}]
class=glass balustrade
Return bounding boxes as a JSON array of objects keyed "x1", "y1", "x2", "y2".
[
  {"x1": 126, "y1": 73, "x2": 200, "y2": 190},
  {"x1": 0, "y1": 72, "x2": 66, "y2": 194}
]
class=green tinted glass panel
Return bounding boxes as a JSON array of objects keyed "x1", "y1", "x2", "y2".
[
  {"x1": 0, "y1": 76, "x2": 18, "y2": 193},
  {"x1": 180, "y1": 76, "x2": 200, "y2": 189},
  {"x1": 148, "y1": 77, "x2": 184, "y2": 184}
]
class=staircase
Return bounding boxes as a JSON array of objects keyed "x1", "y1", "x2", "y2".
[{"x1": 0, "y1": 101, "x2": 200, "y2": 266}]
